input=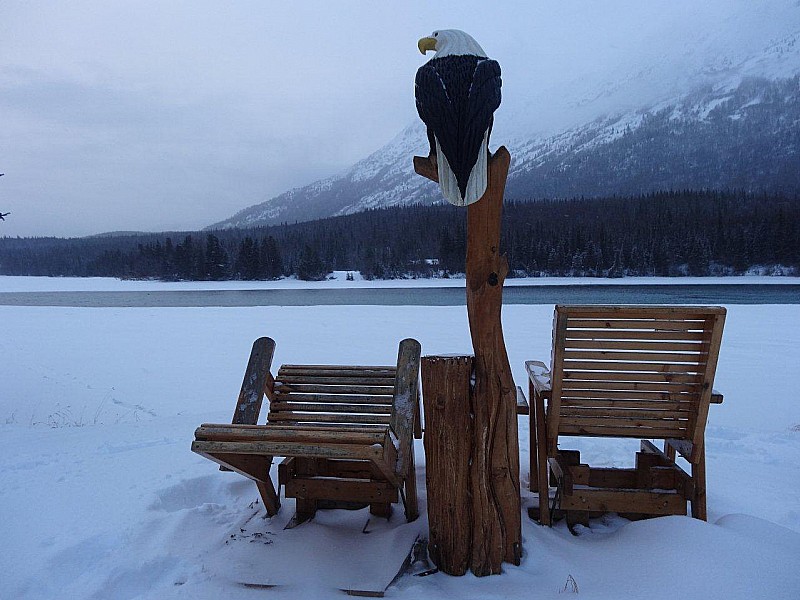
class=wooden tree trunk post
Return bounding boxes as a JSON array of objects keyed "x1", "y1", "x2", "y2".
[
  {"x1": 421, "y1": 355, "x2": 474, "y2": 576},
  {"x1": 415, "y1": 148, "x2": 522, "y2": 576}
]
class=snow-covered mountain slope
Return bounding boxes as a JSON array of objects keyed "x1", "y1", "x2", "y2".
[
  {"x1": 210, "y1": 28, "x2": 800, "y2": 230},
  {"x1": 505, "y1": 74, "x2": 800, "y2": 200},
  {"x1": 209, "y1": 124, "x2": 438, "y2": 229}
]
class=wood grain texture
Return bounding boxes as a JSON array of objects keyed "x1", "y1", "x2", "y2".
[
  {"x1": 421, "y1": 355, "x2": 474, "y2": 576},
  {"x1": 271, "y1": 393, "x2": 393, "y2": 404},
  {"x1": 231, "y1": 337, "x2": 276, "y2": 425},
  {"x1": 531, "y1": 379, "x2": 551, "y2": 525},
  {"x1": 558, "y1": 489, "x2": 687, "y2": 515},
  {"x1": 279, "y1": 364, "x2": 395, "y2": 371},
  {"x1": 390, "y1": 338, "x2": 422, "y2": 521},
  {"x1": 269, "y1": 402, "x2": 393, "y2": 414},
  {"x1": 556, "y1": 305, "x2": 726, "y2": 317},
  {"x1": 276, "y1": 375, "x2": 397, "y2": 386},
  {"x1": 273, "y1": 383, "x2": 394, "y2": 395},
  {"x1": 285, "y1": 477, "x2": 398, "y2": 504},
  {"x1": 267, "y1": 413, "x2": 391, "y2": 425},
  {"x1": 414, "y1": 148, "x2": 521, "y2": 575},
  {"x1": 192, "y1": 439, "x2": 384, "y2": 461},
  {"x1": 195, "y1": 425, "x2": 387, "y2": 445},
  {"x1": 465, "y1": 147, "x2": 521, "y2": 574}
]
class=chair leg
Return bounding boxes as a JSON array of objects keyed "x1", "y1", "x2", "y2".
[
  {"x1": 533, "y1": 391, "x2": 551, "y2": 525},
  {"x1": 530, "y1": 381, "x2": 537, "y2": 492},
  {"x1": 691, "y1": 451, "x2": 707, "y2": 521},
  {"x1": 295, "y1": 498, "x2": 318, "y2": 522},
  {"x1": 403, "y1": 445, "x2": 419, "y2": 522},
  {"x1": 566, "y1": 510, "x2": 589, "y2": 533},
  {"x1": 370, "y1": 503, "x2": 392, "y2": 518},
  {"x1": 206, "y1": 452, "x2": 280, "y2": 517},
  {"x1": 537, "y1": 486, "x2": 552, "y2": 526},
  {"x1": 255, "y1": 479, "x2": 281, "y2": 517},
  {"x1": 664, "y1": 440, "x2": 677, "y2": 462}
]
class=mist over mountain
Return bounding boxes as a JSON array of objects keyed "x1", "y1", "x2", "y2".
[{"x1": 210, "y1": 12, "x2": 800, "y2": 230}]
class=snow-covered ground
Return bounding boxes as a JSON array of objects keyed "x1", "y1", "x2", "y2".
[
  {"x1": 1, "y1": 280, "x2": 799, "y2": 598},
  {"x1": 1, "y1": 273, "x2": 797, "y2": 293}
]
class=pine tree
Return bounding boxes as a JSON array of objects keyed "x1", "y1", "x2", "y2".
[
  {"x1": 156, "y1": 237, "x2": 174, "y2": 280},
  {"x1": 234, "y1": 236, "x2": 260, "y2": 280},
  {"x1": 204, "y1": 234, "x2": 230, "y2": 280},
  {"x1": 175, "y1": 235, "x2": 202, "y2": 280},
  {"x1": 297, "y1": 244, "x2": 327, "y2": 281},
  {"x1": 261, "y1": 236, "x2": 283, "y2": 280}
]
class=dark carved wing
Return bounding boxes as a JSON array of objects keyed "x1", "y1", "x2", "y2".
[
  {"x1": 415, "y1": 63, "x2": 457, "y2": 160},
  {"x1": 415, "y1": 57, "x2": 501, "y2": 197},
  {"x1": 463, "y1": 58, "x2": 501, "y2": 175}
]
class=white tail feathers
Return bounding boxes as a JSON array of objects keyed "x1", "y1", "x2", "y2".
[{"x1": 434, "y1": 129, "x2": 489, "y2": 207}]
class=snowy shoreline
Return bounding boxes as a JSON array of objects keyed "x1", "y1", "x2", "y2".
[{"x1": 1, "y1": 273, "x2": 798, "y2": 293}]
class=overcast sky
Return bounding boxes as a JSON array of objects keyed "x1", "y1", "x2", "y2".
[{"x1": 1, "y1": 1, "x2": 797, "y2": 237}]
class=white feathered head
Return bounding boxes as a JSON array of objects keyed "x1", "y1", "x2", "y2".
[{"x1": 417, "y1": 29, "x2": 487, "y2": 59}]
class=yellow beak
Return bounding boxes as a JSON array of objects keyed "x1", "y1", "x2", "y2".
[{"x1": 418, "y1": 37, "x2": 437, "y2": 55}]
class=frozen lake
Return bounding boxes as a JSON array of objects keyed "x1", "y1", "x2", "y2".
[{"x1": 1, "y1": 283, "x2": 798, "y2": 306}]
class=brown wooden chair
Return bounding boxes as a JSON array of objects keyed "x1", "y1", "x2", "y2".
[
  {"x1": 192, "y1": 337, "x2": 422, "y2": 523},
  {"x1": 527, "y1": 305, "x2": 725, "y2": 527}
]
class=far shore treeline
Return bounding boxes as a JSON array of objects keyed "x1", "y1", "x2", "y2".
[{"x1": 1, "y1": 190, "x2": 798, "y2": 281}]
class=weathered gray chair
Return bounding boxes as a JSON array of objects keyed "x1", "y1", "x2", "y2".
[{"x1": 192, "y1": 337, "x2": 422, "y2": 523}]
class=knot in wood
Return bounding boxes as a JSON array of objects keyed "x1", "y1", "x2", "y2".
[
  {"x1": 488, "y1": 272, "x2": 499, "y2": 286},
  {"x1": 492, "y1": 465, "x2": 509, "y2": 480}
]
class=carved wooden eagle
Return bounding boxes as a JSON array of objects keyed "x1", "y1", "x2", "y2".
[{"x1": 415, "y1": 30, "x2": 501, "y2": 206}]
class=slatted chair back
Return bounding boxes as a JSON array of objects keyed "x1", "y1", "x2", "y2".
[
  {"x1": 268, "y1": 338, "x2": 422, "y2": 484},
  {"x1": 547, "y1": 305, "x2": 726, "y2": 454},
  {"x1": 269, "y1": 364, "x2": 399, "y2": 428}
]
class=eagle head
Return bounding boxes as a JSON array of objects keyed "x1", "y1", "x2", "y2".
[{"x1": 417, "y1": 30, "x2": 487, "y2": 59}]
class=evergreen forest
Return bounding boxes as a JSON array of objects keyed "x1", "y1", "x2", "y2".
[{"x1": 1, "y1": 190, "x2": 797, "y2": 281}]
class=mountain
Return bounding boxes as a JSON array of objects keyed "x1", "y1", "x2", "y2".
[
  {"x1": 208, "y1": 124, "x2": 438, "y2": 229},
  {"x1": 209, "y1": 29, "x2": 800, "y2": 230},
  {"x1": 505, "y1": 75, "x2": 800, "y2": 200}
]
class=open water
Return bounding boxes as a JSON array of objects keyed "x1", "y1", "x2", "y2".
[{"x1": 0, "y1": 284, "x2": 797, "y2": 306}]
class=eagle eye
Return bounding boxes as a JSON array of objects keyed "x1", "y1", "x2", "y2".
[{"x1": 434, "y1": 32, "x2": 438, "y2": 37}]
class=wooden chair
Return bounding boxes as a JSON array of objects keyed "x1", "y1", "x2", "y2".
[
  {"x1": 192, "y1": 337, "x2": 422, "y2": 523},
  {"x1": 527, "y1": 305, "x2": 726, "y2": 527}
]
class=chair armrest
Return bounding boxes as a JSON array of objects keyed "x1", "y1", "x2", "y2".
[
  {"x1": 231, "y1": 337, "x2": 276, "y2": 426},
  {"x1": 390, "y1": 338, "x2": 422, "y2": 480},
  {"x1": 516, "y1": 386, "x2": 529, "y2": 415},
  {"x1": 665, "y1": 439, "x2": 694, "y2": 461},
  {"x1": 525, "y1": 360, "x2": 552, "y2": 397}
]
